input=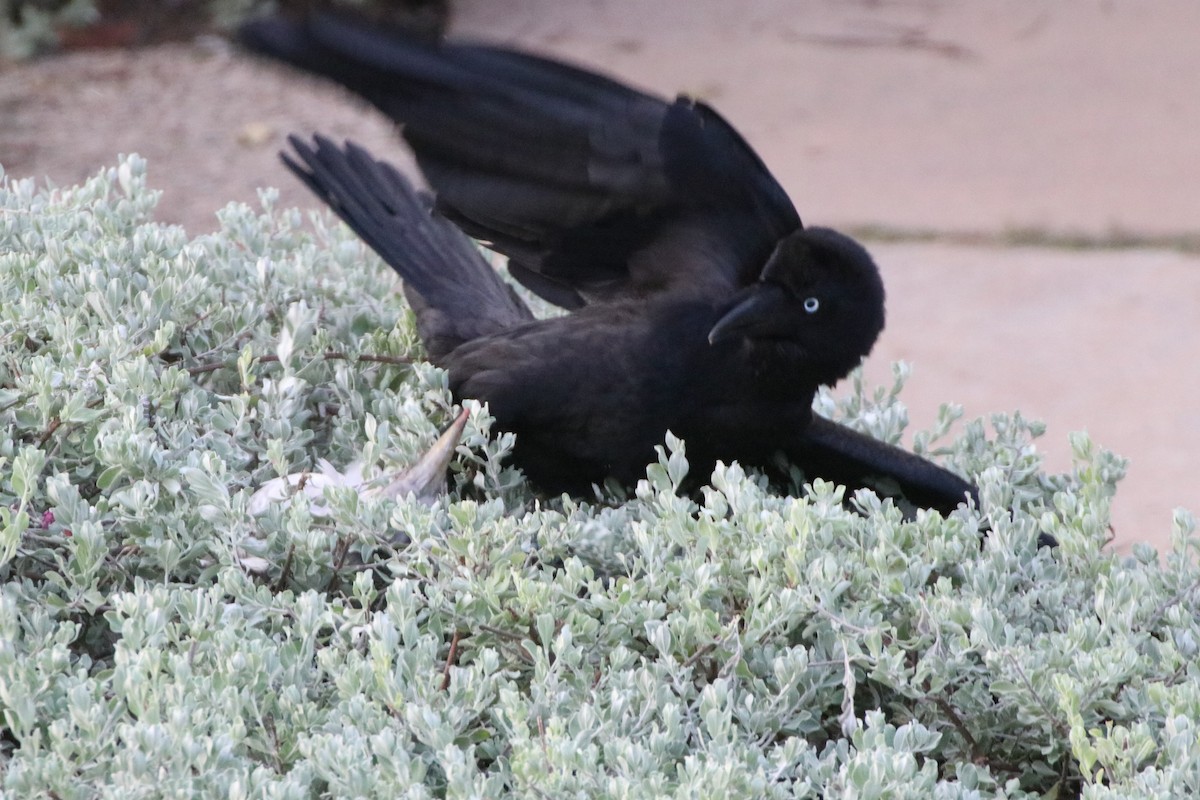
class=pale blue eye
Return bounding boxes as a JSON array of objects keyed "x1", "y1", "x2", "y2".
[{"x1": 803, "y1": 297, "x2": 820, "y2": 313}]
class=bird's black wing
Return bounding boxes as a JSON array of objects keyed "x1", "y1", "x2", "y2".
[
  {"x1": 283, "y1": 134, "x2": 534, "y2": 358},
  {"x1": 240, "y1": 13, "x2": 802, "y2": 307}
]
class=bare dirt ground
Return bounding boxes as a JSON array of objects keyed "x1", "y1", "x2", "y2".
[{"x1": 2, "y1": 0, "x2": 1197, "y2": 552}]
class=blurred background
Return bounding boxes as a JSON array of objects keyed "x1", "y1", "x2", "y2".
[{"x1": 2, "y1": 0, "x2": 1196, "y2": 551}]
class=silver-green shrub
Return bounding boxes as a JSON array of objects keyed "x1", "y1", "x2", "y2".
[
  {"x1": 1, "y1": 156, "x2": 1197, "y2": 799},
  {"x1": 0, "y1": 1, "x2": 435, "y2": 59},
  {"x1": 0, "y1": 0, "x2": 98, "y2": 58}
]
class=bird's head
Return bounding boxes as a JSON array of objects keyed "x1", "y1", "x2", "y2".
[{"x1": 707, "y1": 227, "x2": 885, "y2": 386}]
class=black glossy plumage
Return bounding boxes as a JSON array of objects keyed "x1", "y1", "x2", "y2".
[{"x1": 240, "y1": 13, "x2": 980, "y2": 514}]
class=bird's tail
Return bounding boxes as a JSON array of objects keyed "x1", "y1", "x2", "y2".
[
  {"x1": 796, "y1": 415, "x2": 980, "y2": 515},
  {"x1": 282, "y1": 136, "x2": 534, "y2": 360}
]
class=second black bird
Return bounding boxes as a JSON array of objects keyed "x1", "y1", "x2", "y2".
[{"x1": 240, "y1": 13, "x2": 980, "y2": 514}]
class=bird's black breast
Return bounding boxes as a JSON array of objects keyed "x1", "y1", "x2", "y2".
[{"x1": 443, "y1": 296, "x2": 820, "y2": 492}]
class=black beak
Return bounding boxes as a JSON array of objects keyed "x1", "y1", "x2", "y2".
[{"x1": 707, "y1": 283, "x2": 791, "y2": 344}]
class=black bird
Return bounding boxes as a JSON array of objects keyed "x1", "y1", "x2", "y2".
[{"x1": 239, "y1": 13, "x2": 980, "y2": 514}]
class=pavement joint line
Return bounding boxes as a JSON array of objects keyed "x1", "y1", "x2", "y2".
[{"x1": 846, "y1": 224, "x2": 1200, "y2": 255}]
